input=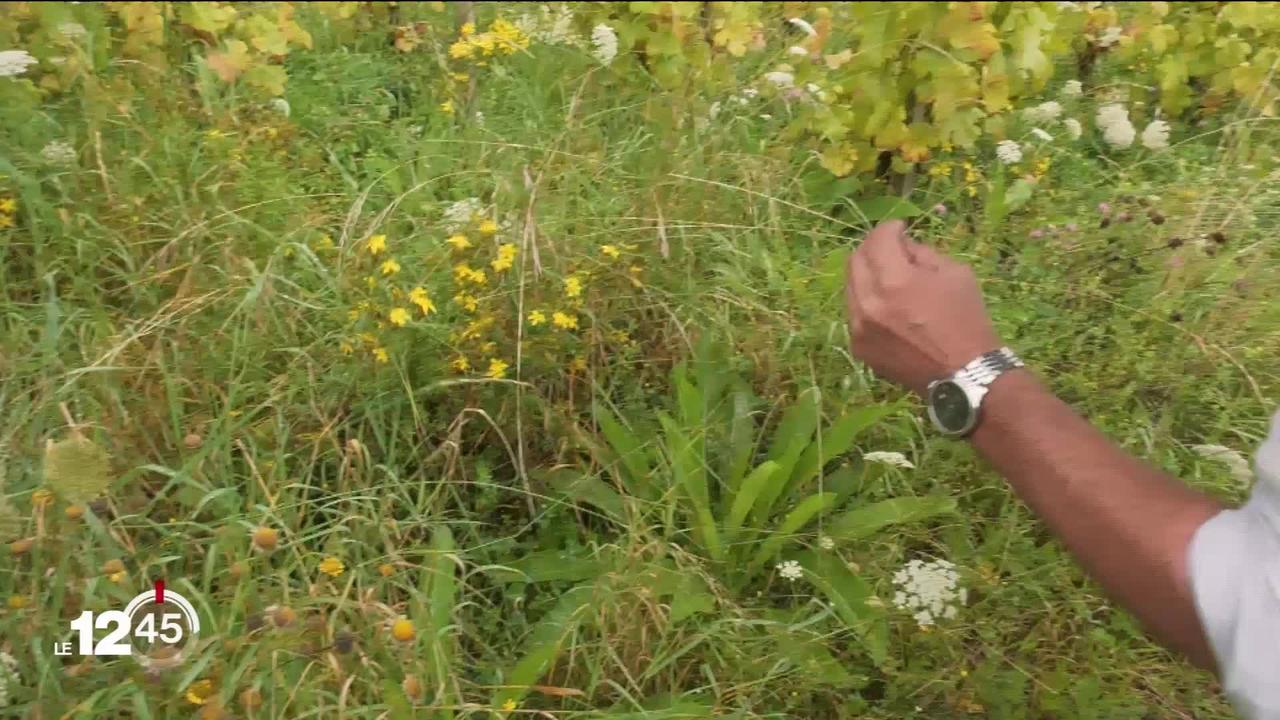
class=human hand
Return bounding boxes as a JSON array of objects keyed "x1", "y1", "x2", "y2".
[{"x1": 844, "y1": 220, "x2": 1003, "y2": 396}]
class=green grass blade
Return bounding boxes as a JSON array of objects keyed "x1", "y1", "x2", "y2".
[
  {"x1": 492, "y1": 583, "x2": 595, "y2": 710},
  {"x1": 596, "y1": 403, "x2": 655, "y2": 499},
  {"x1": 660, "y1": 413, "x2": 721, "y2": 560},
  {"x1": 748, "y1": 492, "x2": 838, "y2": 570},
  {"x1": 723, "y1": 460, "x2": 779, "y2": 543},
  {"x1": 790, "y1": 405, "x2": 898, "y2": 493},
  {"x1": 794, "y1": 550, "x2": 889, "y2": 666},
  {"x1": 828, "y1": 496, "x2": 958, "y2": 542}
]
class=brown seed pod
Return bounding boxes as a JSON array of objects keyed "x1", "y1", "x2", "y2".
[
  {"x1": 251, "y1": 527, "x2": 279, "y2": 553},
  {"x1": 245, "y1": 612, "x2": 265, "y2": 632},
  {"x1": 10, "y1": 538, "x2": 34, "y2": 555},
  {"x1": 402, "y1": 675, "x2": 424, "y2": 701},
  {"x1": 64, "y1": 505, "x2": 84, "y2": 520},
  {"x1": 1148, "y1": 210, "x2": 1165, "y2": 225},
  {"x1": 1209, "y1": 231, "x2": 1227, "y2": 245},
  {"x1": 240, "y1": 689, "x2": 263, "y2": 710},
  {"x1": 272, "y1": 606, "x2": 297, "y2": 628},
  {"x1": 334, "y1": 631, "x2": 355, "y2": 655},
  {"x1": 183, "y1": 433, "x2": 203, "y2": 449},
  {"x1": 1166, "y1": 237, "x2": 1184, "y2": 248}
]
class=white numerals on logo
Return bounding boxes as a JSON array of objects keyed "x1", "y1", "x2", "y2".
[
  {"x1": 69, "y1": 610, "x2": 132, "y2": 656},
  {"x1": 134, "y1": 612, "x2": 185, "y2": 644}
]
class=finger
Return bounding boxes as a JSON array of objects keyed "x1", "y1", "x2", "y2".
[
  {"x1": 845, "y1": 250, "x2": 877, "y2": 330},
  {"x1": 904, "y1": 240, "x2": 945, "y2": 270},
  {"x1": 858, "y1": 220, "x2": 913, "y2": 284}
]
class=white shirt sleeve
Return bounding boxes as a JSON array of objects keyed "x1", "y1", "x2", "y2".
[{"x1": 1188, "y1": 410, "x2": 1280, "y2": 719}]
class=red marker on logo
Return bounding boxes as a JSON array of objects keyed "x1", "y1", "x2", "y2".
[{"x1": 154, "y1": 579, "x2": 165, "y2": 604}]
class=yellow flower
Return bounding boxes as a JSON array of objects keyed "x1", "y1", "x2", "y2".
[
  {"x1": 490, "y1": 243, "x2": 517, "y2": 273},
  {"x1": 486, "y1": 358, "x2": 509, "y2": 379},
  {"x1": 379, "y1": 563, "x2": 395, "y2": 577},
  {"x1": 381, "y1": 258, "x2": 401, "y2": 276},
  {"x1": 450, "y1": 355, "x2": 470, "y2": 372},
  {"x1": 569, "y1": 356, "x2": 588, "y2": 373},
  {"x1": 0, "y1": 215, "x2": 13, "y2": 229},
  {"x1": 446, "y1": 234, "x2": 471, "y2": 250},
  {"x1": 600, "y1": 244, "x2": 620, "y2": 259},
  {"x1": 453, "y1": 293, "x2": 479, "y2": 312},
  {"x1": 0, "y1": 198, "x2": 15, "y2": 213},
  {"x1": 318, "y1": 556, "x2": 345, "y2": 577},
  {"x1": 186, "y1": 679, "x2": 216, "y2": 705},
  {"x1": 449, "y1": 40, "x2": 474, "y2": 59},
  {"x1": 365, "y1": 275, "x2": 377, "y2": 290},
  {"x1": 628, "y1": 265, "x2": 644, "y2": 288},
  {"x1": 470, "y1": 269, "x2": 488, "y2": 285},
  {"x1": 563, "y1": 275, "x2": 583, "y2": 298},
  {"x1": 552, "y1": 311, "x2": 578, "y2": 330},
  {"x1": 441, "y1": 100, "x2": 455, "y2": 115},
  {"x1": 7, "y1": 595, "x2": 29, "y2": 610},
  {"x1": 460, "y1": 21, "x2": 475, "y2": 37},
  {"x1": 478, "y1": 218, "x2": 498, "y2": 235},
  {"x1": 313, "y1": 234, "x2": 335, "y2": 252},
  {"x1": 502, "y1": 698, "x2": 517, "y2": 711},
  {"x1": 408, "y1": 287, "x2": 436, "y2": 315},
  {"x1": 372, "y1": 347, "x2": 389, "y2": 364},
  {"x1": 451, "y1": 71, "x2": 470, "y2": 83},
  {"x1": 527, "y1": 310, "x2": 546, "y2": 326},
  {"x1": 32, "y1": 488, "x2": 54, "y2": 509},
  {"x1": 391, "y1": 617, "x2": 415, "y2": 642},
  {"x1": 389, "y1": 307, "x2": 411, "y2": 327},
  {"x1": 366, "y1": 235, "x2": 387, "y2": 255}
]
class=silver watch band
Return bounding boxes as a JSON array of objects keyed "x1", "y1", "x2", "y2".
[{"x1": 956, "y1": 346, "x2": 1024, "y2": 387}]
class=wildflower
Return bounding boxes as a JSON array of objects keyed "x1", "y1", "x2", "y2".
[
  {"x1": 776, "y1": 559, "x2": 804, "y2": 581},
  {"x1": 1190, "y1": 444, "x2": 1253, "y2": 486},
  {"x1": 391, "y1": 617, "x2": 415, "y2": 642},
  {"x1": 995, "y1": 140, "x2": 1022, "y2": 165},
  {"x1": 787, "y1": 17, "x2": 818, "y2": 37},
  {"x1": 1141, "y1": 119, "x2": 1170, "y2": 150},
  {"x1": 32, "y1": 488, "x2": 53, "y2": 509},
  {"x1": 485, "y1": 358, "x2": 509, "y2": 379},
  {"x1": 251, "y1": 526, "x2": 279, "y2": 553},
  {"x1": 818, "y1": 536, "x2": 835, "y2": 551},
  {"x1": 863, "y1": 451, "x2": 915, "y2": 469},
  {"x1": 600, "y1": 244, "x2": 620, "y2": 259},
  {"x1": 563, "y1": 275, "x2": 583, "y2": 298},
  {"x1": 1096, "y1": 103, "x2": 1135, "y2": 148},
  {"x1": 1022, "y1": 100, "x2": 1062, "y2": 123},
  {"x1": 58, "y1": 22, "x2": 88, "y2": 41},
  {"x1": 453, "y1": 293, "x2": 479, "y2": 312},
  {"x1": 388, "y1": 307, "x2": 411, "y2": 327},
  {"x1": 932, "y1": 203, "x2": 948, "y2": 216},
  {"x1": 65, "y1": 504, "x2": 84, "y2": 520},
  {"x1": 408, "y1": 287, "x2": 436, "y2": 316},
  {"x1": 450, "y1": 355, "x2": 470, "y2": 373},
  {"x1": 1061, "y1": 79, "x2": 1083, "y2": 97},
  {"x1": 0, "y1": 652, "x2": 17, "y2": 708},
  {"x1": 446, "y1": 234, "x2": 471, "y2": 252},
  {"x1": 0, "y1": 50, "x2": 37, "y2": 77},
  {"x1": 366, "y1": 235, "x2": 387, "y2": 255},
  {"x1": 269, "y1": 97, "x2": 290, "y2": 117},
  {"x1": 551, "y1": 311, "x2": 578, "y2": 330},
  {"x1": 380, "y1": 259, "x2": 401, "y2": 276},
  {"x1": 1097, "y1": 26, "x2": 1123, "y2": 48},
  {"x1": 788, "y1": 45, "x2": 810, "y2": 57},
  {"x1": 0, "y1": 215, "x2": 13, "y2": 229},
  {"x1": 440, "y1": 100, "x2": 454, "y2": 115},
  {"x1": 0, "y1": 198, "x2": 13, "y2": 213},
  {"x1": 186, "y1": 679, "x2": 216, "y2": 705},
  {"x1": 892, "y1": 558, "x2": 965, "y2": 627},
  {"x1": 527, "y1": 310, "x2": 546, "y2": 326},
  {"x1": 478, "y1": 218, "x2": 498, "y2": 235},
  {"x1": 339, "y1": 340, "x2": 355, "y2": 355},
  {"x1": 372, "y1": 347, "x2": 389, "y2": 364},
  {"x1": 1029, "y1": 127, "x2": 1053, "y2": 142},
  {"x1": 590, "y1": 24, "x2": 618, "y2": 65},
  {"x1": 318, "y1": 556, "x2": 345, "y2": 577},
  {"x1": 502, "y1": 698, "x2": 518, "y2": 711},
  {"x1": 40, "y1": 140, "x2": 76, "y2": 165},
  {"x1": 764, "y1": 70, "x2": 795, "y2": 88},
  {"x1": 378, "y1": 563, "x2": 395, "y2": 577},
  {"x1": 569, "y1": 356, "x2": 588, "y2": 373},
  {"x1": 442, "y1": 198, "x2": 482, "y2": 233},
  {"x1": 1063, "y1": 117, "x2": 1083, "y2": 140},
  {"x1": 490, "y1": 243, "x2": 517, "y2": 272},
  {"x1": 403, "y1": 675, "x2": 424, "y2": 700}
]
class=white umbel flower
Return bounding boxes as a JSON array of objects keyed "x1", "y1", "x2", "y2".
[
  {"x1": 442, "y1": 197, "x2": 483, "y2": 233},
  {"x1": 40, "y1": 140, "x2": 76, "y2": 165},
  {"x1": 892, "y1": 558, "x2": 965, "y2": 627},
  {"x1": 1191, "y1": 444, "x2": 1253, "y2": 487},
  {"x1": 0, "y1": 49, "x2": 38, "y2": 77},
  {"x1": 787, "y1": 45, "x2": 809, "y2": 57},
  {"x1": 58, "y1": 22, "x2": 88, "y2": 41},
  {"x1": 516, "y1": 4, "x2": 579, "y2": 47},
  {"x1": 996, "y1": 139, "x2": 1023, "y2": 165},
  {"x1": 1030, "y1": 127, "x2": 1054, "y2": 142},
  {"x1": 1063, "y1": 117, "x2": 1083, "y2": 140},
  {"x1": 268, "y1": 97, "x2": 291, "y2": 117},
  {"x1": 1097, "y1": 26, "x2": 1123, "y2": 48},
  {"x1": 763, "y1": 70, "x2": 795, "y2": 88},
  {"x1": 0, "y1": 651, "x2": 17, "y2": 708},
  {"x1": 1061, "y1": 79, "x2": 1083, "y2": 97},
  {"x1": 590, "y1": 23, "x2": 618, "y2": 66},
  {"x1": 1140, "y1": 119, "x2": 1170, "y2": 150},
  {"x1": 862, "y1": 451, "x2": 915, "y2": 469},
  {"x1": 1096, "y1": 103, "x2": 1135, "y2": 148},
  {"x1": 818, "y1": 535, "x2": 835, "y2": 551},
  {"x1": 787, "y1": 18, "x2": 818, "y2": 37},
  {"x1": 776, "y1": 559, "x2": 804, "y2": 581},
  {"x1": 1023, "y1": 100, "x2": 1063, "y2": 123}
]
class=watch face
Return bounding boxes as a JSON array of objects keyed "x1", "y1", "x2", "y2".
[{"x1": 928, "y1": 380, "x2": 974, "y2": 435}]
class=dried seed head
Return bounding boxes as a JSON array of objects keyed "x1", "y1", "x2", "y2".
[
  {"x1": 1169, "y1": 311, "x2": 1183, "y2": 322},
  {"x1": 64, "y1": 505, "x2": 84, "y2": 520},
  {"x1": 391, "y1": 618, "x2": 415, "y2": 642},
  {"x1": 240, "y1": 689, "x2": 263, "y2": 710},
  {"x1": 1147, "y1": 210, "x2": 1165, "y2": 225},
  {"x1": 401, "y1": 675, "x2": 423, "y2": 701},
  {"x1": 245, "y1": 612, "x2": 265, "y2": 632},
  {"x1": 10, "y1": 537, "x2": 34, "y2": 555},
  {"x1": 1166, "y1": 237, "x2": 1184, "y2": 248},
  {"x1": 228, "y1": 561, "x2": 248, "y2": 579},
  {"x1": 88, "y1": 498, "x2": 110, "y2": 516},
  {"x1": 1099, "y1": 217, "x2": 1112, "y2": 229},
  {"x1": 102, "y1": 558, "x2": 125, "y2": 575},
  {"x1": 333, "y1": 631, "x2": 355, "y2": 655},
  {"x1": 1209, "y1": 231, "x2": 1227, "y2": 245},
  {"x1": 183, "y1": 433, "x2": 203, "y2": 449},
  {"x1": 272, "y1": 606, "x2": 297, "y2": 628},
  {"x1": 251, "y1": 527, "x2": 279, "y2": 553}
]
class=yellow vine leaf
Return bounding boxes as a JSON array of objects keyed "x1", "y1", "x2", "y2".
[
  {"x1": 244, "y1": 64, "x2": 287, "y2": 96},
  {"x1": 207, "y1": 39, "x2": 251, "y2": 83},
  {"x1": 44, "y1": 436, "x2": 111, "y2": 505},
  {"x1": 244, "y1": 14, "x2": 289, "y2": 56},
  {"x1": 819, "y1": 143, "x2": 858, "y2": 177},
  {"x1": 180, "y1": 2, "x2": 238, "y2": 36}
]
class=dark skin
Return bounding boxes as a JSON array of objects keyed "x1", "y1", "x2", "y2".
[{"x1": 844, "y1": 220, "x2": 1223, "y2": 670}]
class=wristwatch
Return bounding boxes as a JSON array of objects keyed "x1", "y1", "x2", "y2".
[{"x1": 926, "y1": 347, "x2": 1024, "y2": 438}]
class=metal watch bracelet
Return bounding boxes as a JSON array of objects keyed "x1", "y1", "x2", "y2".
[{"x1": 956, "y1": 346, "x2": 1024, "y2": 386}]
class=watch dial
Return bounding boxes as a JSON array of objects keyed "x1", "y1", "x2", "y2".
[{"x1": 930, "y1": 381, "x2": 972, "y2": 433}]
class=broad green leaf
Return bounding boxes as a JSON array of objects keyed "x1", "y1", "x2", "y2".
[
  {"x1": 828, "y1": 496, "x2": 958, "y2": 542},
  {"x1": 492, "y1": 583, "x2": 595, "y2": 709},
  {"x1": 382, "y1": 679, "x2": 414, "y2": 720},
  {"x1": 660, "y1": 414, "x2": 721, "y2": 560},
  {"x1": 798, "y1": 550, "x2": 889, "y2": 665},
  {"x1": 244, "y1": 64, "x2": 287, "y2": 96},
  {"x1": 596, "y1": 404, "x2": 654, "y2": 499},
  {"x1": 852, "y1": 196, "x2": 923, "y2": 222},
  {"x1": 749, "y1": 493, "x2": 839, "y2": 570},
  {"x1": 488, "y1": 550, "x2": 603, "y2": 584},
  {"x1": 791, "y1": 405, "x2": 898, "y2": 493},
  {"x1": 722, "y1": 387, "x2": 757, "y2": 497},
  {"x1": 44, "y1": 436, "x2": 111, "y2": 504},
  {"x1": 724, "y1": 460, "x2": 780, "y2": 541},
  {"x1": 549, "y1": 469, "x2": 627, "y2": 523}
]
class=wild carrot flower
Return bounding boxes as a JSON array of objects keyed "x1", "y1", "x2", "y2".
[
  {"x1": 995, "y1": 140, "x2": 1022, "y2": 165},
  {"x1": 892, "y1": 558, "x2": 965, "y2": 627},
  {"x1": 591, "y1": 24, "x2": 618, "y2": 65},
  {"x1": 1141, "y1": 119, "x2": 1170, "y2": 150},
  {"x1": 776, "y1": 560, "x2": 803, "y2": 581}
]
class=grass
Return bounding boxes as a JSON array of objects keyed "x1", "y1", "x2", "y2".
[{"x1": 2, "y1": 4, "x2": 1279, "y2": 719}]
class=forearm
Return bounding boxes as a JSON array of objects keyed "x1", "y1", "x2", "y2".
[{"x1": 969, "y1": 368, "x2": 1223, "y2": 668}]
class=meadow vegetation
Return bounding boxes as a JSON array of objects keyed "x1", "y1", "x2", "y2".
[{"x1": 2, "y1": 2, "x2": 1279, "y2": 718}]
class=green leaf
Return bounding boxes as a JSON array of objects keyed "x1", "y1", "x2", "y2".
[
  {"x1": 243, "y1": 64, "x2": 287, "y2": 96},
  {"x1": 423, "y1": 527, "x2": 457, "y2": 718},
  {"x1": 1003, "y1": 178, "x2": 1035, "y2": 214},
  {"x1": 722, "y1": 387, "x2": 757, "y2": 497},
  {"x1": 492, "y1": 583, "x2": 595, "y2": 709},
  {"x1": 828, "y1": 496, "x2": 958, "y2": 542},
  {"x1": 596, "y1": 404, "x2": 654, "y2": 499},
  {"x1": 798, "y1": 550, "x2": 889, "y2": 665},
  {"x1": 488, "y1": 550, "x2": 603, "y2": 584},
  {"x1": 382, "y1": 679, "x2": 414, "y2": 720},
  {"x1": 791, "y1": 405, "x2": 898, "y2": 494},
  {"x1": 749, "y1": 493, "x2": 839, "y2": 570},
  {"x1": 44, "y1": 436, "x2": 111, "y2": 504},
  {"x1": 549, "y1": 469, "x2": 627, "y2": 523},
  {"x1": 852, "y1": 196, "x2": 924, "y2": 222},
  {"x1": 660, "y1": 414, "x2": 721, "y2": 560},
  {"x1": 724, "y1": 460, "x2": 780, "y2": 541}
]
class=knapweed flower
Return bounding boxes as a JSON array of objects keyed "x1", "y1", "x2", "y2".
[
  {"x1": 600, "y1": 244, "x2": 620, "y2": 259},
  {"x1": 551, "y1": 311, "x2": 578, "y2": 330},
  {"x1": 892, "y1": 558, "x2": 966, "y2": 627},
  {"x1": 318, "y1": 556, "x2": 345, "y2": 577},
  {"x1": 776, "y1": 559, "x2": 804, "y2": 581},
  {"x1": 591, "y1": 23, "x2": 618, "y2": 65},
  {"x1": 862, "y1": 451, "x2": 915, "y2": 469},
  {"x1": 366, "y1": 235, "x2": 387, "y2": 255},
  {"x1": 490, "y1": 243, "x2": 517, "y2": 272},
  {"x1": 380, "y1": 259, "x2": 401, "y2": 276},
  {"x1": 995, "y1": 139, "x2": 1022, "y2": 165},
  {"x1": 1096, "y1": 103, "x2": 1135, "y2": 148},
  {"x1": 485, "y1": 358, "x2": 509, "y2": 379},
  {"x1": 40, "y1": 140, "x2": 76, "y2": 165},
  {"x1": 408, "y1": 287, "x2": 436, "y2": 315},
  {"x1": 1022, "y1": 100, "x2": 1062, "y2": 123},
  {"x1": 1061, "y1": 79, "x2": 1083, "y2": 97},
  {"x1": 0, "y1": 50, "x2": 37, "y2": 78},
  {"x1": 446, "y1": 234, "x2": 471, "y2": 251},
  {"x1": 388, "y1": 307, "x2": 411, "y2": 327},
  {"x1": 1141, "y1": 119, "x2": 1170, "y2": 150},
  {"x1": 563, "y1": 275, "x2": 583, "y2": 298},
  {"x1": 1063, "y1": 117, "x2": 1083, "y2": 140},
  {"x1": 527, "y1": 310, "x2": 546, "y2": 326}
]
